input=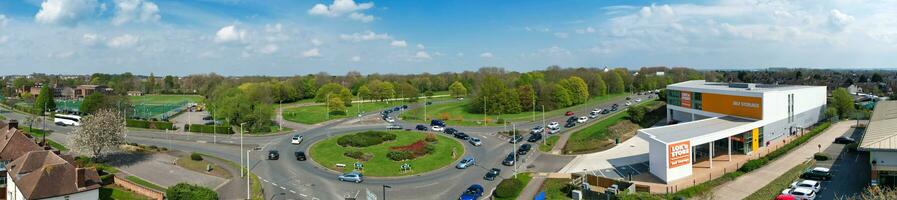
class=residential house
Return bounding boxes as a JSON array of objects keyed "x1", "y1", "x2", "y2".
[
  {"x1": 74, "y1": 85, "x2": 112, "y2": 98},
  {"x1": 5, "y1": 150, "x2": 100, "y2": 200}
]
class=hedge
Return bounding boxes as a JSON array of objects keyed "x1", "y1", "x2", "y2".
[
  {"x1": 166, "y1": 183, "x2": 218, "y2": 200},
  {"x1": 336, "y1": 131, "x2": 397, "y2": 147},
  {"x1": 738, "y1": 122, "x2": 831, "y2": 173},
  {"x1": 186, "y1": 124, "x2": 234, "y2": 134},
  {"x1": 126, "y1": 119, "x2": 175, "y2": 130}
]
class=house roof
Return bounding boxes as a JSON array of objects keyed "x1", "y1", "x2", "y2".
[
  {"x1": 0, "y1": 128, "x2": 44, "y2": 161},
  {"x1": 860, "y1": 101, "x2": 897, "y2": 151},
  {"x1": 6, "y1": 150, "x2": 101, "y2": 199}
]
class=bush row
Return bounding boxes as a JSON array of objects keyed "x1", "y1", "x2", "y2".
[
  {"x1": 126, "y1": 119, "x2": 175, "y2": 130},
  {"x1": 186, "y1": 124, "x2": 234, "y2": 134},
  {"x1": 494, "y1": 178, "x2": 524, "y2": 198},
  {"x1": 337, "y1": 131, "x2": 397, "y2": 147},
  {"x1": 738, "y1": 122, "x2": 831, "y2": 173}
]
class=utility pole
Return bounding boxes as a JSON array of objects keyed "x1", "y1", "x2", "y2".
[
  {"x1": 483, "y1": 96, "x2": 487, "y2": 127},
  {"x1": 326, "y1": 93, "x2": 331, "y2": 120},
  {"x1": 279, "y1": 100, "x2": 283, "y2": 131},
  {"x1": 542, "y1": 105, "x2": 546, "y2": 145},
  {"x1": 246, "y1": 150, "x2": 251, "y2": 200},
  {"x1": 532, "y1": 92, "x2": 536, "y2": 122},
  {"x1": 513, "y1": 123, "x2": 517, "y2": 179},
  {"x1": 240, "y1": 122, "x2": 245, "y2": 177}
]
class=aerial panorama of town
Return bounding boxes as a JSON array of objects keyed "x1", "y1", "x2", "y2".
[{"x1": 0, "y1": 0, "x2": 896, "y2": 200}]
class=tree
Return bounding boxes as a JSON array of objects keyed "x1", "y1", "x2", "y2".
[
  {"x1": 398, "y1": 82, "x2": 419, "y2": 102},
  {"x1": 562, "y1": 76, "x2": 589, "y2": 104},
  {"x1": 80, "y1": 92, "x2": 105, "y2": 114},
  {"x1": 606, "y1": 72, "x2": 625, "y2": 94},
  {"x1": 145, "y1": 73, "x2": 156, "y2": 94},
  {"x1": 71, "y1": 109, "x2": 125, "y2": 159},
  {"x1": 328, "y1": 95, "x2": 346, "y2": 114},
  {"x1": 871, "y1": 73, "x2": 884, "y2": 83},
  {"x1": 593, "y1": 74, "x2": 608, "y2": 96},
  {"x1": 33, "y1": 86, "x2": 56, "y2": 115},
  {"x1": 832, "y1": 87, "x2": 855, "y2": 118},
  {"x1": 449, "y1": 81, "x2": 468, "y2": 98},
  {"x1": 517, "y1": 84, "x2": 535, "y2": 111},
  {"x1": 627, "y1": 105, "x2": 647, "y2": 124},
  {"x1": 166, "y1": 183, "x2": 218, "y2": 200},
  {"x1": 163, "y1": 75, "x2": 177, "y2": 93},
  {"x1": 315, "y1": 83, "x2": 352, "y2": 104},
  {"x1": 357, "y1": 85, "x2": 372, "y2": 101},
  {"x1": 551, "y1": 84, "x2": 573, "y2": 107}
]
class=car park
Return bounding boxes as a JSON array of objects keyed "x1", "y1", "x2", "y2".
[
  {"x1": 484, "y1": 168, "x2": 501, "y2": 181},
  {"x1": 454, "y1": 132, "x2": 470, "y2": 140},
  {"x1": 834, "y1": 136, "x2": 856, "y2": 144},
  {"x1": 509, "y1": 135, "x2": 524, "y2": 143},
  {"x1": 565, "y1": 111, "x2": 574, "y2": 116},
  {"x1": 790, "y1": 180, "x2": 821, "y2": 192},
  {"x1": 531, "y1": 126, "x2": 544, "y2": 134},
  {"x1": 527, "y1": 133, "x2": 542, "y2": 142},
  {"x1": 517, "y1": 144, "x2": 532, "y2": 155},
  {"x1": 459, "y1": 184, "x2": 484, "y2": 200},
  {"x1": 456, "y1": 156, "x2": 475, "y2": 169},
  {"x1": 469, "y1": 137, "x2": 482, "y2": 146},
  {"x1": 547, "y1": 122, "x2": 560, "y2": 129},
  {"x1": 800, "y1": 167, "x2": 832, "y2": 181},
  {"x1": 577, "y1": 116, "x2": 588, "y2": 123},
  {"x1": 295, "y1": 151, "x2": 306, "y2": 161},
  {"x1": 267, "y1": 150, "x2": 280, "y2": 160},
  {"x1": 549, "y1": 127, "x2": 561, "y2": 134},
  {"x1": 432, "y1": 126, "x2": 445, "y2": 132},
  {"x1": 416, "y1": 124, "x2": 428, "y2": 131},
  {"x1": 291, "y1": 135, "x2": 304, "y2": 144},
  {"x1": 781, "y1": 187, "x2": 816, "y2": 200},
  {"x1": 387, "y1": 124, "x2": 403, "y2": 130},
  {"x1": 338, "y1": 172, "x2": 363, "y2": 183},
  {"x1": 502, "y1": 153, "x2": 518, "y2": 166}
]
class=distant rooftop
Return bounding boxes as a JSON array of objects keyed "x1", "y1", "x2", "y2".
[
  {"x1": 639, "y1": 116, "x2": 757, "y2": 144},
  {"x1": 668, "y1": 80, "x2": 821, "y2": 94},
  {"x1": 860, "y1": 101, "x2": 897, "y2": 151}
]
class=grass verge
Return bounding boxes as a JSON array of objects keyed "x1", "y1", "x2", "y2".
[
  {"x1": 744, "y1": 160, "x2": 815, "y2": 200},
  {"x1": 47, "y1": 139, "x2": 68, "y2": 151},
  {"x1": 495, "y1": 172, "x2": 534, "y2": 200},
  {"x1": 99, "y1": 185, "x2": 150, "y2": 200},
  {"x1": 125, "y1": 176, "x2": 166, "y2": 191},
  {"x1": 283, "y1": 101, "x2": 400, "y2": 124},
  {"x1": 176, "y1": 155, "x2": 232, "y2": 178},
  {"x1": 538, "y1": 178, "x2": 573, "y2": 200},
  {"x1": 539, "y1": 135, "x2": 560, "y2": 152},
  {"x1": 198, "y1": 153, "x2": 263, "y2": 200},
  {"x1": 309, "y1": 130, "x2": 464, "y2": 177},
  {"x1": 563, "y1": 100, "x2": 662, "y2": 154}
]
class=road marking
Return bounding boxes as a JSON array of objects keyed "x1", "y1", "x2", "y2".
[
  {"x1": 263, "y1": 179, "x2": 269, "y2": 183},
  {"x1": 280, "y1": 186, "x2": 287, "y2": 190},
  {"x1": 300, "y1": 194, "x2": 308, "y2": 197},
  {"x1": 290, "y1": 190, "x2": 296, "y2": 194},
  {"x1": 272, "y1": 183, "x2": 278, "y2": 186}
]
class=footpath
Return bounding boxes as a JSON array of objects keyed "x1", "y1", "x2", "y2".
[{"x1": 711, "y1": 121, "x2": 853, "y2": 200}]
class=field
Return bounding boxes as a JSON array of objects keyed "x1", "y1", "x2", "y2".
[
  {"x1": 563, "y1": 100, "x2": 661, "y2": 154},
  {"x1": 56, "y1": 95, "x2": 203, "y2": 120},
  {"x1": 400, "y1": 93, "x2": 629, "y2": 126},
  {"x1": 283, "y1": 101, "x2": 402, "y2": 124},
  {"x1": 309, "y1": 130, "x2": 464, "y2": 177}
]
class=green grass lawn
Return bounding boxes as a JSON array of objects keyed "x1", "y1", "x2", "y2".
[
  {"x1": 309, "y1": 130, "x2": 464, "y2": 177},
  {"x1": 401, "y1": 93, "x2": 629, "y2": 126},
  {"x1": 539, "y1": 135, "x2": 560, "y2": 152},
  {"x1": 20, "y1": 126, "x2": 50, "y2": 137},
  {"x1": 563, "y1": 100, "x2": 659, "y2": 154},
  {"x1": 283, "y1": 101, "x2": 402, "y2": 124},
  {"x1": 176, "y1": 155, "x2": 231, "y2": 178},
  {"x1": 47, "y1": 139, "x2": 68, "y2": 151},
  {"x1": 495, "y1": 172, "x2": 534, "y2": 200},
  {"x1": 129, "y1": 95, "x2": 204, "y2": 104},
  {"x1": 744, "y1": 161, "x2": 815, "y2": 200},
  {"x1": 99, "y1": 185, "x2": 150, "y2": 200},
  {"x1": 125, "y1": 176, "x2": 166, "y2": 191},
  {"x1": 538, "y1": 178, "x2": 573, "y2": 200}
]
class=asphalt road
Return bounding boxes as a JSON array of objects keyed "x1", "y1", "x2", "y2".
[{"x1": 815, "y1": 127, "x2": 870, "y2": 199}]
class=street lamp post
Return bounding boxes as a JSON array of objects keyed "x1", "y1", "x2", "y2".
[
  {"x1": 513, "y1": 123, "x2": 517, "y2": 179},
  {"x1": 382, "y1": 185, "x2": 391, "y2": 200},
  {"x1": 326, "y1": 93, "x2": 331, "y2": 120},
  {"x1": 240, "y1": 122, "x2": 246, "y2": 177},
  {"x1": 246, "y1": 149, "x2": 251, "y2": 200},
  {"x1": 542, "y1": 105, "x2": 546, "y2": 145}
]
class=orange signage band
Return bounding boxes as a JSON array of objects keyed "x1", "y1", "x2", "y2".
[
  {"x1": 668, "y1": 141, "x2": 691, "y2": 169},
  {"x1": 696, "y1": 92, "x2": 763, "y2": 120}
]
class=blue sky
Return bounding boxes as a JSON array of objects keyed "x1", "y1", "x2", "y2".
[{"x1": 0, "y1": 0, "x2": 895, "y2": 76}]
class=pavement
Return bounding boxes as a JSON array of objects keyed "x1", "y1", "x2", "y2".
[
  {"x1": 110, "y1": 152, "x2": 227, "y2": 189},
  {"x1": 711, "y1": 121, "x2": 855, "y2": 200},
  {"x1": 516, "y1": 175, "x2": 546, "y2": 200}
]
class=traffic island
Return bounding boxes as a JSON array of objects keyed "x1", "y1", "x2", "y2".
[{"x1": 309, "y1": 130, "x2": 465, "y2": 177}]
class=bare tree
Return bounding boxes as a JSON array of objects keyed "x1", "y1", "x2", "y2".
[{"x1": 71, "y1": 109, "x2": 125, "y2": 159}]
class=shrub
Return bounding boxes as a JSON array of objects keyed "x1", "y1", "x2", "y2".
[
  {"x1": 739, "y1": 159, "x2": 767, "y2": 173},
  {"x1": 336, "y1": 131, "x2": 397, "y2": 147},
  {"x1": 425, "y1": 133, "x2": 438, "y2": 142},
  {"x1": 494, "y1": 178, "x2": 524, "y2": 198},
  {"x1": 190, "y1": 153, "x2": 203, "y2": 161},
  {"x1": 814, "y1": 153, "x2": 831, "y2": 161},
  {"x1": 344, "y1": 151, "x2": 365, "y2": 160},
  {"x1": 126, "y1": 119, "x2": 176, "y2": 130},
  {"x1": 387, "y1": 151, "x2": 414, "y2": 161},
  {"x1": 187, "y1": 124, "x2": 233, "y2": 134},
  {"x1": 166, "y1": 183, "x2": 218, "y2": 200}
]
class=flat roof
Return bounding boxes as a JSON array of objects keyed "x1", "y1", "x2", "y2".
[
  {"x1": 639, "y1": 116, "x2": 757, "y2": 144},
  {"x1": 860, "y1": 101, "x2": 897, "y2": 151},
  {"x1": 668, "y1": 80, "x2": 821, "y2": 95}
]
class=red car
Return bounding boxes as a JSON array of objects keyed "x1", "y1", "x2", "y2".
[{"x1": 565, "y1": 111, "x2": 574, "y2": 116}]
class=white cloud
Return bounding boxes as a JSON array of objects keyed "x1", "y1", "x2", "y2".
[
  {"x1": 576, "y1": 27, "x2": 596, "y2": 34},
  {"x1": 537, "y1": 46, "x2": 572, "y2": 56},
  {"x1": 351, "y1": 56, "x2": 361, "y2": 62},
  {"x1": 0, "y1": 15, "x2": 8, "y2": 27},
  {"x1": 390, "y1": 40, "x2": 407, "y2": 47},
  {"x1": 828, "y1": 9, "x2": 854, "y2": 32},
  {"x1": 311, "y1": 38, "x2": 323, "y2": 46},
  {"x1": 35, "y1": 0, "x2": 98, "y2": 25},
  {"x1": 340, "y1": 30, "x2": 390, "y2": 42},
  {"x1": 215, "y1": 25, "x2": 247, "y2": 43},
  {"x1": 553, "y1": 32, "x2": 568, "y2": 38},
  {"x1": 302, "y1": 48, "x2": 321, "y2": 58},
  {"x1": 480, "y1": 52, "x2": 493, "y2": 58},
  {"x1": 414, "y1": 51, "x2": 431, "y2": 59},
  {"x1": 308, "y1": 0, "x2": 375, "y2": 22},
  {"x1": 106, "y1": 34, "x2": 139, "y2": 48},
  {"x1": 82, "y1": 33, "x2": 103, "y2": 46},
  {"x1": 254, "y1": 44, "x2": 279, "y2": 54},
  {"x1": 416, "y1": 43, "x2": 425, "y2": 49},
  {"x1": 111, "y1": 0, "x2": 160, "y2": 25}
]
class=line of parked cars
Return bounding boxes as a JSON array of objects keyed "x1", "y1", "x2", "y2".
[{"x1": 779, "y1": 166, "x2": 831, "y2": 200}]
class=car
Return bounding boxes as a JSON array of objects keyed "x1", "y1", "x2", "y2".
[
  {"x1": 549, "y1": 127, "x2": 561, "y2": 134},
  {"x1": 612, "y1": 103, "x2": 619, "y2": 108},
  {"x1": 444, "y1": 127, "x2": 459, "y2": 134},
  {"x1": 626, "y1": 97, "x2": 631, "y2": 100},
  {"x1": 502, "y1": 153, "x2": 518, "y2": 166},
  {"x1": 801, "y1": 167, "x2": 832, "y2": 181},
  {"x1": 295, "y1": 151, "x2": 306, "y2": 161},
  {"x1": 600, "y1": 109, "x2": 610, "y2": 114},
  {"x1": 625, "y1": 101, "x2": 632, "y2": 106},
  {"x1": 459, "y1": 184, "x2": 484, "y2": 200},
  {"x1": 202, "y1": 116, "x2": 213, "y2": 120},
  {"x1": 267, "y1": 150, "x2": 280, "y2": 160},
  {"x1": 531, "y1": 126, "x2": 544, "y2": 134},
  {"x1": 430, "y1": 119, "x2": 446, "y2": 127},
  {"x1": 527, "y1": 133, "x2": 543, "y2": 142},
  {"x1": 291, "y1": 135, "x2": 304, "y2": 144},
  {"x1": 517, "y1": 144, "x2": 532, "y2": 155},
  {"x1": 610, "y1": 107, "x2": 618, "y2": 111},
  {"x1": 790, "y1": 180, "x2": 821, "y2": 192},
  {"x1": 589, "y1": 111, "x2": 599, "y2": 119},
  {"x1": 454, "y1": 132, "x2": 470, "y2": 140},
  {"x1": 426, "y1": 101, "x2": 433, "y2": 105},
  {"x1": 456, "y1": 156, "x2": 475, "y2": 169},
  {"x1": 484, "y1": 168, "x2": 501, "y2": 181},
  {"x1": 386, "y1": 124, "x2": 403, "y2": 130},
  {"x1": 432, "y1": 126, "x2": 445, "y2": 132},
  {"x1": 565, "y1": 111, "x2": 574, "y2": 116},
  {"x1": 509, "y1": 135, "x2": 524, "y2": 143},
  {"x1": 564, "y1": 122, "x2": 576, "y2": 128},
  {"x1": 781, "y1": 187, "x2": 816, "y2": 200},
  {"x1": 392, "y1": 107, "x2": 401, "y2": 111},
  {"x1": 635, "y1": 98, "x2": 642, "y2": 102},
  {"x1": 469, "y1": 137, "x2": 482, "y2": 146},
  {"x1": 402, "y1": 105, "x2": 409, "y2": 110},
  {"x1": 547, "y1": 122, "x2": 560, "y2": 129},
  {"x1": 416, "y1": 124, "x2": 428, "y2": 131},
  {"x1": 337, "y1": 172, "x2": 363, "y2": 183},
  {"x1": 577, "y1": 116, "x2": 588, "y2": 123},
  {"x1": 834, "y1": 136, "x2": 856, "y2": 144},
  {"x1": 566, "y1": 116, "x2": 577, "y2": 124},
  {"x1": 385, "y1": 117, "x2": 396, "y2": 123}
]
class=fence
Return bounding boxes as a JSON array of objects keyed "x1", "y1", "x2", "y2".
[{"x1": 112, "y1": 175, "x2": 165, "y2": 200}]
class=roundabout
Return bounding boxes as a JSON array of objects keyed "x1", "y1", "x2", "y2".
[{"x1": 308, "y1": 130, "x2": 466, "y2": 177}]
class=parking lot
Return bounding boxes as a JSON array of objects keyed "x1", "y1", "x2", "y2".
[{"x1": 814, "y1": 127, "x2": 870, "y2": 199}]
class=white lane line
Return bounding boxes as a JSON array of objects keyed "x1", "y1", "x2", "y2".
[
  {"x1": 300, "y1": 194, "x2": 308, "y2": 197},
  {"x1": 263, "y1": 179, "x2": 269, "y2": 183},
  {"x1": 280, "y1": 186, "x2": 287, "y2": 190},
  {"x1": 272, "y1": 183, "x2": 278, "y2": 186},
  {"x1": 289, "y1": 190, "x2": 296, "y2": 194}
]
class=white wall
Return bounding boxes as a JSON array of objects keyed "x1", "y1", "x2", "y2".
[
  {"x1": 872, "y1": 151, "x2": 897, "y2": 168},
  {"x1": 647, "y1": 137, "x2": 669, "y2": 182},
  {"x1": 6, "y1": 175, "x2": 24, "y2": 200},
  {"x1": 5, "y1": 174, "x2": 99, "y2": 200}
]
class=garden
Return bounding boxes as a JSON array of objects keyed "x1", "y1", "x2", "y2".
[{"x1": 309, "y1": 130, "x2": 464, "y2": 177}]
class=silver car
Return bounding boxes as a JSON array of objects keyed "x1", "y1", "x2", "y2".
[
  {"x1": 338, "y1": 172, "x2": 363, "y2": 183},
  {"x1": 469, "y1": 137, "x2": 482, "y2": 146}
]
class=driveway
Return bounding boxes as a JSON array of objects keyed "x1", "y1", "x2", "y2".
[{"x1": 109, "y1": 152, "x2": 228, "y2": 190}]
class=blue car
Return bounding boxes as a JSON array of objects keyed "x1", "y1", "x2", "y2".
[
  {"x1": 456, "y1": 156, "x2": 475, "y2": 169},
  {"x1": 459, "y1": 184, "x2": 484, "y2": 200}
]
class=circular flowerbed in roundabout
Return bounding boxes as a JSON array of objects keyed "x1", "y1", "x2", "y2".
[{"x1": 309, "y1": 130, "x2": 466, "y2": 177}]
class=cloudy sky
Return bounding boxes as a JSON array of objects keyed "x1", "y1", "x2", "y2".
[{"x1": 0, "y1": 0, "x2": 895, "y2": 76}]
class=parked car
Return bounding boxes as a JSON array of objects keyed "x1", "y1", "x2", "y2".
[
  {"x1": 509, "y1": 135, "x2": 524, "y2": 143},
  {"x1": 416, "y1": 124, "x2": 428, "y2": 131},
  {"x1": 385, "y1": 117, "x2": 396, "y2": 123},
  {"x1": 566, "y1": 117, "x2": 577, "y2": 124},
  {"x1": 790, "y1": 180, "x2": 821, "y2": 192},
  {"x1": 386, "y1": 124, "x2": 403, "y2": 130},
  {"x1": 549, "y1": 127, "x2": 561, "y2": 134},
  {"x1": 600, "y1": 109, "x2": 610, "y2": 114},
  {"x1": 401, "y1": 105, "x2": 408, "y2": 110},
  {"x1": 484, "y1": 168, "x2": 501, "y2": 181},
  {"x1": 527, "y1": 133, "x2": 543, "y2": 142},
  {"x1": 565, "y1": 111, "x2": 574, "y2": 116},
  {"x1": 564, "y1": 122, "x2": 576, "y2": 128},
  {"x1": 800, "y1": 167, "x2": 832, "y2": 181},
  {"x1": 626, "y1": 97, "x2": 631, "y2": 100},
  {"x1": 517, "y1": 144, "x2": 532, "y2": 155},
  {"x1": 531, "y1": 126, "x2": 544, "y2": 134},
  {"x1": 295, "y1": 151, "x2": 306, "y2": 161},
  {"x1": 456, "y1": 156, "x2": 475, "y2": 169},
  {"x1": 430, "y1": 119, "x2": 446, "y2": 127},
  {"x1": 589, "y1": 111, "x2": 599, "y2": 119},
  {"x1": 625, "y1": 101, "x2": 632, "y2": 106},
  {"x1": 577, "y1": 116, "x2": 588, "y2": 123},
  {"x1": 432, "y1": 126, "x2": 445, "y2": 132},
  {"x1": 337, "y1": 172, "x2": 363, "y2": 183},
  {"x1": 454, "y1": 132, "x2": 470, "y2": 140},
  {"x1": 267, "y1": 150, "x2": 280, "y2": 160},
  {"x1": 635, "y1": 98, "x2": 642, "y2": 102},
  {"x1": 392, "y1": 107, "x2": 401, "y2": 111},
  {"x1": 834, "y1": 136, "x2": 856, "y2": 144},
  {"x1": 202, "y1": 116, "x2": 213, "y2": 120},
  {"x1": 502, "y1": 153, "x2": 518, "y2": 166},
  {"x1": 469, "y1": 137, "x2": 482, "y2": 146},
  {"x1": 781, "y1": 187, "x2": 816, "y2": 200},
  {"x1": 459, "y1": 184, "x2": 484, "y2": 200},
  {"x1": 610, "y1": 107, "x2": 618, "y2": 111},
  {"x1": 291, "y1": 135, "x2": 303, "y2": 144},
  {"x1": 547, "y1": 122, "x2": 560, "y2": 129},
  {"x1": 444, "y1": 127, "x2": 459, "y2": 135}
]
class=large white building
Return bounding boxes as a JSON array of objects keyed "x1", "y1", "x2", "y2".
[{"x1": 638, "y1": 80, "x2": 827, "y2": 183}]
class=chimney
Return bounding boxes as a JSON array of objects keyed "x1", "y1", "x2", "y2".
[{"x1": 8, "y1": 120, "x2": 17, "y2": 130}]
